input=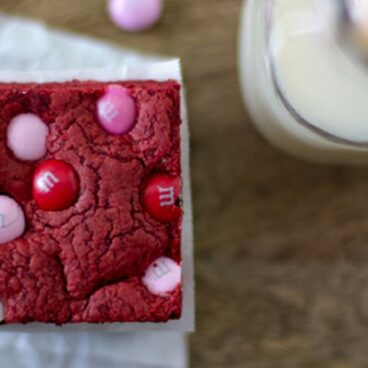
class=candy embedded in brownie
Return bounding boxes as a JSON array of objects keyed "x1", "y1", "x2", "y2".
[{"x1": 0, "y1": 80, "x2": 183, "y2": 324}]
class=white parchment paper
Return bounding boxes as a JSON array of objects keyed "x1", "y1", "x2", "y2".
[{"x1": 0, "y1": 14, "x2": 194, "y2": 368}]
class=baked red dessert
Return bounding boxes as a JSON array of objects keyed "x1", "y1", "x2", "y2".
[{"x1": 0, "y1": 80, "x2": 182, "y2": 324}]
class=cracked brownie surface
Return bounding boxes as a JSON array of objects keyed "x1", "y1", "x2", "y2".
[{"x1": 0, "y1": 80, "x2": 182, "y2": 324}]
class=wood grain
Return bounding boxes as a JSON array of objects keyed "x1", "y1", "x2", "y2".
[{"x1": 2, "y1": 0, "x2": 368, "y2": 367}]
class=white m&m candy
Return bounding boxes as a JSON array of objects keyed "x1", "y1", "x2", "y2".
[
  {"x1": 7, "y1": 113, "x2": 49, "y2": 161},
  {"x1": 0, "y1": 196, "x2": 26, "y2": 244},
  {"x1": 142, "y1": 257, "x2": 181, "y2": 296}
]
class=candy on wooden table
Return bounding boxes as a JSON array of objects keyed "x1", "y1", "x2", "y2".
[{"x1": 108, "y1": 0, "x2": 163, "y2": 32}]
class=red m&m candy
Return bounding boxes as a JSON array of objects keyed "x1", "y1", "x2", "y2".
[
  {"x1": 142, "y1": 174, "x2": 182, "y2": 222},
  {"x1": 33, "y1": 160, "x2": 80, "y2": 211}
]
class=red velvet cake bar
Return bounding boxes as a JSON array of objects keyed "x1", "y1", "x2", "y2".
[{"x1": 0, "y1": 80, "x2": 183, "y2": 324}]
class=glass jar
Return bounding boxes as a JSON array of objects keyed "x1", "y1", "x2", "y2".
[{"x1": 240, "y1": 0, "x2": 368, "y2": 164}]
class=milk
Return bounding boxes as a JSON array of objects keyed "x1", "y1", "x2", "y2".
[{"x1": 240, "y1": 0, "x2": 368, "y2": 164}]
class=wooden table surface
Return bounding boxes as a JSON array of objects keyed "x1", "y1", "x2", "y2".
[{"x1": 3, "y1": 0, "x2": 368, "y2": 367}]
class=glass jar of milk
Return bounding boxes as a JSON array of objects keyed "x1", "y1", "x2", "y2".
[{"x1": 240, "y1": 0, "x2": 368, "y2": 164}]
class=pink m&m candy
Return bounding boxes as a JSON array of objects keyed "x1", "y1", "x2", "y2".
[
  {"x1": 142, "y1": 257, "x2": 181, "y2": 296},
  {"x1": 0, "y1": 195, "x2": 26, "y2": 244},
  {"x1": 7, "y1": 113, "x2": 49, "y2": 161},
  {"x1": 108, "y1": 0, "x2": 163, "y2": 32},
  {"x1": 97, "y1": 85, "x2": 137, "y2": 135}
]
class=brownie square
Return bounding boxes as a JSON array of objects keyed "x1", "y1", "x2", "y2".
[{"x1": 0, "y1": 80, "x2": 182, "y2": 324}]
